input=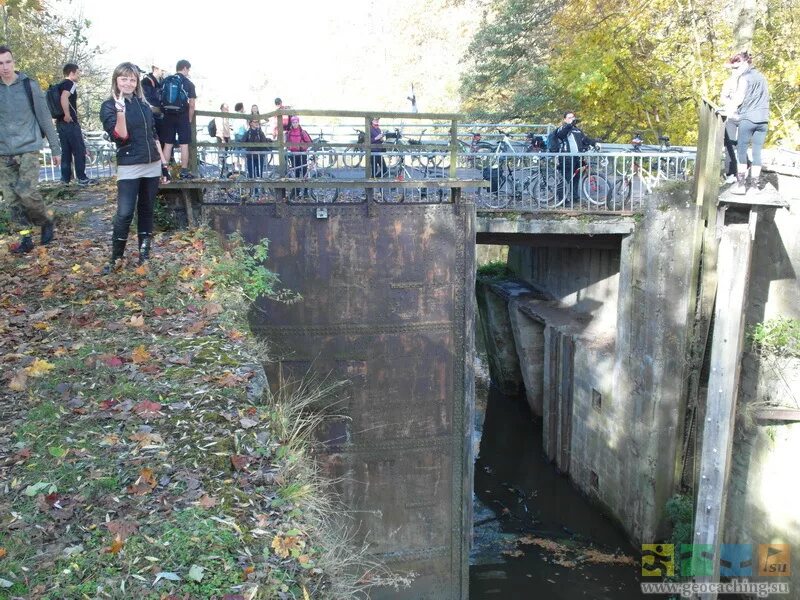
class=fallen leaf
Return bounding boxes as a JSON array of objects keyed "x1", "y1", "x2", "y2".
[
  {"x1": 105, "y1": 533, "x2": 124, "y2": 554},
  {"x1": 218, "y1": 372, "x2": 242, "y2": 387},
  {"x1": 25, "y1": 359, "x2": 55, "y2": 378},
  {"x1": 0, "y1": 548, "x2": 7, "y2": 560},
  {"x1": 197, "y1": 495, "x2": 218, "y2": 509},
  {"x1": 154, "y1": 571, "x2": 181, "y2": 584},
  {"x1": 8, "y1": 370, "x2": 27, "y2": 391},
  {"x1": 134, "y1": 264, "x2": 148, "y2": 276},
  {"x1": 32, "y1": 321, "x2": 50, "y2": 331},
  {"x1": 101, "y1": 355, "x2": 124, "y2": 368},
  {"x1": 186, "y1": 320, "x2": 207, "y2": 334},
  {"x1": 230, "y1": 455, "x2": 252, "y2": 472},
  {"x1": 239, "y1": 417, "x2": 258, "y2": 429},
  {"x1": 187, "y1": 564, "x2": 205, "y2": 582},
  {"x1": 133, "y1": 400, "x2": 162, "y2": 419},
  {"x1": 131, "y1": 345, "x2": 151, "y2": 363},
  {"x1": 127, "y1": 467, "x2": 157, "y2": 495},
  {"x1": 271, "y1": 534, "x2": 302, "y2": 558},
  {"x1": 203, "y1": 302, "x2": 223, "y2": 317},
  {"x1": 129, "y1": 315, "x2": 145, "y2": 328},
  {"x1": 129, "y1": 431, "x2": 164, "y2": 447},
  {"x1": 106, "y1": 519, "x2": 139, "y2": 540}
]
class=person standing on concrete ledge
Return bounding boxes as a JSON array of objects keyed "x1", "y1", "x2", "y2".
[
  {"x1": 0, "y1": 45, "x2": 62, "y2": 254},
  {"x1": 728, "y1": 51, "x2": 769, "y2": 195}
]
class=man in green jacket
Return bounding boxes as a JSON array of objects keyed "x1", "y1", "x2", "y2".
[{"x1": 0, "y1": 45, "x2": 62, "y2": 253}]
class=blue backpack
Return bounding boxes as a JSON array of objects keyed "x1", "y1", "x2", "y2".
[{"x1": 160, "y1": 74, "x2": 189, "y2": 114}]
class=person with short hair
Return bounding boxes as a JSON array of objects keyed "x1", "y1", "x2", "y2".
[
  {"x1": 0, "y1": 45, "x2": 62, "y2": 253},
  {"x1": 272, "y1": 97, "x2": 290, "y2": 138},
  {"x1": 56, "y1": 62, "x2": 96, "y2": 186},
  {"x1": 550, "y1": 111, "x2": 600, "y2": 202},
  {"x1": 100, "y1": 62, "x2": 168, "y2": 271},
  {"x1": 160, "y1": 59, "x2": 196, "y2": 179},
  {"x1": 369, "y1": 117, "x2": 387, "y2": 178},
  {"x1": 728, "y1": 51, "x2": 769, "y2": 195},
  {"x1": 242, "y1": 118, "x2": 268, "y2": 197}
]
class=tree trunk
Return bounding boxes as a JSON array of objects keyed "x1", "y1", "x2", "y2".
[{"x1": 733, "y1": 0, "x2": 760, "y2": 51}]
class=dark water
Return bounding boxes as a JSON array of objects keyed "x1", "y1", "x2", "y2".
[{"x1": 469, "y1": 388, "x2": 643, "y2": 599}]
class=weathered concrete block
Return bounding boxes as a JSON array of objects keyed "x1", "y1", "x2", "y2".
[
  {"x1": 474, "y1": 279, "x2": 529, "y2": 395},
  {"x1": 507, "y1": 298, "x2": 545, "y2": 416}
]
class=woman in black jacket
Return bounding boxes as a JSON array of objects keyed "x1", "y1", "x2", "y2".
[{"x1": 100, "y1": 62, "x2": 167, "y2": 271}]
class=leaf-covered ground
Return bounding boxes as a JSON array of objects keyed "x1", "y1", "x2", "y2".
[{"x1": 0, "y1": 186, "x2": 342, "y2": 599}]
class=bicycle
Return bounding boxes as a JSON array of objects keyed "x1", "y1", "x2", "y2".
[
  {"x1": 481, "y1": 152, "x2": 558, "y2": 209},
  {"x1": 341, "y1": 129, "x2": 366, "y2": 168},
  {"x1": 611, "y1": 133, "x2": 657, "y2": 208},
  {"x1": 308, "y1": 130, "x2": 337, "y2": 169},
  {"x1": 377, "y1": 148, "x2": 445, "y2": 204},
  {"x1": 551, "y1": 145, "x2": 611, "y2": 208},
  {"x1": 305, "y1": 154, "x2": 339, "y2": 203}
]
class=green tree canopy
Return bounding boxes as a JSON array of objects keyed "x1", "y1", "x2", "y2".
[{"x1": 460, "y1": 0, "x2": 800, "y2": 146}]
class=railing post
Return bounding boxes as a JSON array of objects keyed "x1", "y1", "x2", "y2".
[
  {"x1": 449, "y1": 118, "x2": 458, "y2": 180},
  {"x1": 364, "y1": 115, "x2": 372, "y2": 180},
  {"x1": 189, "y1": 111, "x2": 198, "y2": 174}
]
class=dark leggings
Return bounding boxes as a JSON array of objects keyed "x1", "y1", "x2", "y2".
[
  {"x1": 736, "y1": 119, "x2": 767, "y2": 166},
  {"x1": 289, "y1": 153, "x2": 308, "y2": 178},
  {"x1": 112, "y1": 177, "x2": 159, "y2": 242},
  {"x1": 723, "y1": 118, "x2": 738, "y2": 176},
  {"x1": 371, "y1": 153, "x2": 387, "y2": 178}
]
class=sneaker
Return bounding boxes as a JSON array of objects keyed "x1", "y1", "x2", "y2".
[
  {"x1": 77, "y1": 178, "x2": 98, "y2": 186},
  {"x1": 725, "y1": 174, "x2": 737, "y2": 184},
  {"x1": 179, "y1": 169, "x2": 196, "y2": 180},
  {"x1": 40, "y1": 222, "x2": 55, "y2": 245},
  {"x1": 12, "y1": 231, "x2": 34, "y2": 254}
]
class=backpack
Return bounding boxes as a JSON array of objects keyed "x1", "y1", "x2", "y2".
[
  {"x1": 546, "y1": 129, "x2": 562, "y2": 153},
  {"x1": 21, "y1": 77, "x2": 46, "y2": 137},
  {"x1": 207, "y1": 118, "x2": 217, "y2": 138},
  {"x1": 160, "y1": 74, "x2": 189, "y2": 114},
  {"x1": 46, "y1": 83, "x2": 64, "y2": 119},
  {"x1": 142, "y1": 74, "x2": 162, "y2": 107}
]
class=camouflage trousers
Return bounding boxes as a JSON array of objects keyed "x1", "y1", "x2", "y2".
[{"x1": 0, "y1": 152, "x2": 53, "y2": 231}]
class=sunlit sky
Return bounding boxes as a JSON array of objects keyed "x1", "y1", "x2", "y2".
[{"x1": 68, "y1": 0, "x2": 476, "y2": 116}]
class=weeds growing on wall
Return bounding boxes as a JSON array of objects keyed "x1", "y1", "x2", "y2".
[
  {"x1": 477, "y1": 259, "x2": 510, "y2": 279},
  {"x1": 749, "y1": 317, "x2": 800, "y2": 358},
  {"x1": 666, "y1": 494, "x2": 694, "y2": 547}
]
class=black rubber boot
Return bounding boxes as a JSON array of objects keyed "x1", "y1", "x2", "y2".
[
  {"x1": 138, "y1": 234, "x2": 151, "y2": 265},
  {"x1": 12, "y1": 231, "x2": 34, "y2": 254},
  {"x1": 40, "y1": 222, "x2": 55, "y2": 245},
  {"x1": 102, "y1": 238, "x2": 127, "y2": 274}
]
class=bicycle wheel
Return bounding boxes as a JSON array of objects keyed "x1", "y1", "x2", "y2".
[
  {"x1": 481, "y1": 172, "x2": 511, "y2": 209},
  {"x1": 581, "y1": 173, "x2": 611, "y2": 206},
  {"x1": 528, "y1": 172, "x2": 563, "y2": 208},
  {"x1": 609, "y1": 176, "x2": 630, "y2": 211},
  {"x1": 310, "y1": 144, "x2": 336, "y2": 169},
  {"x1": 385, "y1": 149, "x2": 402, "y2": 170},
  {"x1": 342, "y1": 145, "x2": 363, "y2": 168}
]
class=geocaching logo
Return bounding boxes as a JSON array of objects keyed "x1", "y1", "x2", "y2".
[{"x1": 642, "y1": 544, "x2": 674, "y2": 577}]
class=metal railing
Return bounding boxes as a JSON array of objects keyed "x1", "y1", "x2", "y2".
[
  {"x1": 38, "y1": 146, "x2": 116, "y2": 182},
  {"x1": 46, "y1": 108, "x2": 696, "y2": 213}
]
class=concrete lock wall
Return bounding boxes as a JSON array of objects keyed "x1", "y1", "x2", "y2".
[
  {"x1": 477, "y1": 185, "x2": 700, "y2": 543},
  {"x1": 724, "y1": 181, "x2": 800, "y2": 590},
  {"x1": 208, "y1": 202, "x2": 476, "y2": 599}
]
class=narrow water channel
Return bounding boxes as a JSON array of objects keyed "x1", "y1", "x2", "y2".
[{"x1": 469, "y1": 383, "x2": 642, "y2": 599}]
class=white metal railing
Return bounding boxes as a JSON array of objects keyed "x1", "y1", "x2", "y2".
[
  {"x1": 38, "y1": 146, "x2": 116, "y2": 182},
  {"x1": 193, "y1": 146, "x2": 695, "y2": 211}
]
